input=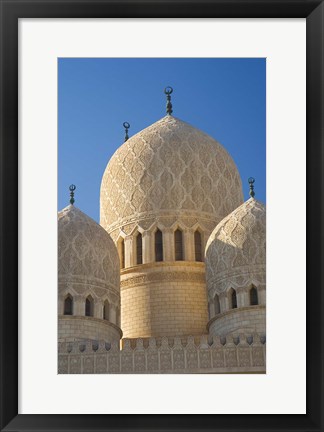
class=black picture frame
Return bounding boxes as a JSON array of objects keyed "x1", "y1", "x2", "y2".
[{"x1": 0, "y1": 1, "x2": 323, "y2": 431}]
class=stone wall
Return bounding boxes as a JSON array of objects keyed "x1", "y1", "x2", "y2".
[
  {"x1": 121, "y1": 262, "x2": 208, "y2": 338},
  {"x1": 207, "y1": 306, "x2": 266, "y2": 337},
  {"x1": 58, "y1": 334, "x2": 266, "y2": 374}
]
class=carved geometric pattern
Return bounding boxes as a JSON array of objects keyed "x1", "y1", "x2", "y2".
[
  {"x1": 147, "y1": 352, "x2": 159, "y2": 372},
  {"x1": 95, "y1": 355, "x2": 108, "y2": 373},
  {"x1": 173, "y1": 349, "x2": 185, "y2": 370},
  {"x1": 100, "y1": 115, "x2": 243, "y2": 234},
  {"x1": 206, "y1": 198, "x2": 266, "y2": 296},
  {"x1": 212, "y1": 349, "x2": 225, "y2": 368},
  {"x1": 238, "y1": 348, "x2": 251, "y2": 367},
  {"x1": 160, "y1": 351, "x2": 172, "y2": 371},
  {"x1": 58, "y1": 356, "x2": 68, "y2": 374},
  {"x1": 225, "y1": 348, "x2": 238, "y2": 367},
  {"x1": 108, "y1": 354, "x2": 120, "y2": 373},
  {"x1": 82, "y1": 356, "x2": 94, "y2": 374},
  {"x1": 69, "y1": 355, "x2": 81, "y2": 374},
  {"x1": 134, "y1": 352, "x2": 146, "y2": 372},
  {"x1": 121, "y1": 270, "x2": 205, "y2": 289},
  {"x1": 160, "y1": 337, "x2": 172, "y2": 371},
  {"x1": 121, "y1": 352, "x2": 133, "y2": 372},
  {"x1": 186, "y1": 341, "x2": 199, "y2": 370},
  {"x1": 199, "y1": 350, "x2": 212, "y2": 369},
  {"x1": 252, "y1": 347, "x2": 265, "y2": 366},
  {"x1": 58, "y1": 334, "x2": 265, "y2": 374},
  {"x1": 58, "y1": 205, "x2": 120, "y2": 299}
]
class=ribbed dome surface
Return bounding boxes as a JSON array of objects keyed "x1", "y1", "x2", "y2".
[
  {"x1": 100, "y1": 115, "x2": 243, "y2": 233},
  {"x1": 205, "y1": 198, "x2": 266, "y2": 295},
  {"x1": 58, "y1": 205, "x2": 120, "y2": 296}
]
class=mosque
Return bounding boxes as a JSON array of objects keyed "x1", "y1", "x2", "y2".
[{"x1": 58, "y1": 88, "x2": 266, "y2": 374}]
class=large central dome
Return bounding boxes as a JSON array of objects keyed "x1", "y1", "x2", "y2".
[{"x1": 101, "y1": 115, "x2": 243, "y2": 234}]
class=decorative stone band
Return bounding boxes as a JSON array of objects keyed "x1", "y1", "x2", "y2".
[
  {"x1": 107, "y1": 211, "x2": 221, "y2": 240},
  {"x1": 207, "y1": 265, "x2": 266, "y2": 296},
  {"x1": 120, "y1": 261, "x2": 205, "y2": 290},
  {"x1": 58, "y1": 277, "x2": 121, "y2": 298},
  {"x1": 58, "y1": 333, "x2": 266, "y2": 374}
]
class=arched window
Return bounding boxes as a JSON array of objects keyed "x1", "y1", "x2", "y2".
[
  {"x1": 194, "y1": 230, "x2": 202, "y2": 262},
  {"x1": 250, "y1": 286, "x2": 258, "y2": 305},
  {"x1": 214, "y1": 294, "x2": 220, "y2": 315},
  {"x1": 230, "y1": 289, "x2": 237, "y2": 309},
  {"x1": 136, "y1": 232, "x2": 143, "y2": 265},
  {"x1": 85, "y1": 295, "x2": 94, "y2": 317},
  {"x1": 64, "y1": 295, "x2": 73, "y2": 315},
  {"x1": 103, "y1": 300, "x2": 109, "y2": 320},
  {"x1": 174, "y1": 229, "x2": 183, "y2": 261},
  {"x1": 155, "y1": 229, "x2": 163, "y2": 262}
]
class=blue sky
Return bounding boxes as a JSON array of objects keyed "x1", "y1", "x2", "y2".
[{"x1": 58, "y1": 58, "x2": 266, "y2": 222}]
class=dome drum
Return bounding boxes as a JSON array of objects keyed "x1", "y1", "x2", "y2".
[
  {"x1": 207, "y1": 305, "x2": 266, "y2": 338},
  {"x1": 58, "y1": 316, "x2": 123, "y2": 343},
  {"x1": 207, "y1": 283, "x2": 266, "y2": 316},
  {"x1": 120, "y1": 262, "x2": 208, "y2": 339},
  {"x1": 114, "y1": 220, "x2": 213, "y2": 269}
]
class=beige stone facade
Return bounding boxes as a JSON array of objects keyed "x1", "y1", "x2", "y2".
[{"x1": 58, "y1": 111, "x2": 266, "y2": 374}]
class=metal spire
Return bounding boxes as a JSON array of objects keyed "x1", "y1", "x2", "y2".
[
  {"x1": 69, "y1": 184, "x2": 76, "y2": 205},
  {"x1": 248, "y1": 177, "x2": 255, "y2": 198},
  {"x1": 123, "y1": 122, "x2": 130, "y2": 142},
  {"x1": 164, "y1": 86, "x2": 173, "y2": 115}
]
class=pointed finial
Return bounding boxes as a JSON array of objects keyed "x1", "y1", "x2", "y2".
[
  {"x1": 248, "y1": 177, "x2": 255, "y2": 198},
  {"x1": 69, "y1": 184, "x2": 76, "y2": 205},
  {"x1": 123, "y1": 122, "x2": 130, "y2": 142},
  {"x1": 164, "y1": 86, "x2": 173, "y2": 115}
]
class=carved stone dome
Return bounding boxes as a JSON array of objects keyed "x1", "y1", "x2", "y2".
[
  {"x1": 100, "y1": 115, "x2": 243, "y2": 234},
  {"x1": 58, "y1": 205, "x2": 122, "y2": 343},
  {"x1": 205, "y1": 197, "x2": 266, "y2": 296},
  {"x1": 58, "y1": 205, "x2": 120, "y2": 297}
]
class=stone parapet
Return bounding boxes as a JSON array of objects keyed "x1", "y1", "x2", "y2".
[{"x1": 58, "y1": 333, "x2": 266, "y2": 374}]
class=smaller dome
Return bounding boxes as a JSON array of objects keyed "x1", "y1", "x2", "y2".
[
  {"x1": 58, "y1": 205, "x2": 122, "y2": 343},
  {"x1": 58, "y1": 205, "x2": 120, "y2": 297},
  {"x1": 205, "y1": 198, "x2": 266, "y2": 295}
]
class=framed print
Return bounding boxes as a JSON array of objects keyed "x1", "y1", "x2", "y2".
[
  {"x1": 0, "y1": 1, "x2": 323, "y2": 431},
  {"x1": 57, "y1": 57, "x2": 267, "y2": 376}
]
